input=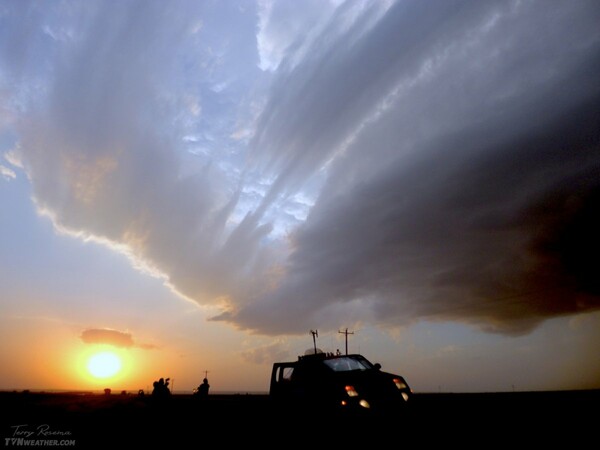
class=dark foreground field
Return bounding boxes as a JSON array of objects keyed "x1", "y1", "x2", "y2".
[{"x1": 1, "y1": 390, "x2": 597, "y2": 447}]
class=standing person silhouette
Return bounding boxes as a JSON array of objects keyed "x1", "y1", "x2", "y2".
[{"x1": 197, "y1": 378, "x2": 210, "y2": 397}]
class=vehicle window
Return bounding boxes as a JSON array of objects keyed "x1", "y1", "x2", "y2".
[
  {"x1": 323, "y1": 357, "x2": 371, "y2": 372},
  {"x1": 280, "y1": 367, "x2": 294, "y2": 381},
  {"x1": 354, "y1": 355, "x2": 374, "y2": 369}
]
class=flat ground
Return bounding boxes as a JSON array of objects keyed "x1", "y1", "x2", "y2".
[{"x1": 1, "y1": 390, "x2": 597, "y2": 447}]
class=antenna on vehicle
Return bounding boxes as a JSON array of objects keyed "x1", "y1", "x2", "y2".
[
  {"x1": 338, "y1": 328, "x2": 354, "y2": 355},
  {"x1": 310, "y1": 330, "x2": 318, "y2": 354}
]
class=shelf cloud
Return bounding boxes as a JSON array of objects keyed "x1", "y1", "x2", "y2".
[{"x1": 4, "y1": 0, "x2": 600, "y2": 337}]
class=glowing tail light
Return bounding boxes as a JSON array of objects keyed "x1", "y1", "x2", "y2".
[
  {"x1": 345, "y1": 385, "x2": 358, "y2": 397},
  {"x1": 393, "y1": 378, "x2": 407, "y2": 389}
]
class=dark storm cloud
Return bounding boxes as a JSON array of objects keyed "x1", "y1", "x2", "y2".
[
  {"x1": 5, "y1": 0, "x2": 600, "y2": 337},
  {"x1": 216, "y1": 0, "x2": 600, "y2": 335}
]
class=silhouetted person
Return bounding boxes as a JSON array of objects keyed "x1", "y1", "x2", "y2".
[
  {"x1": 152, "y1": 377, "x2": 171, "y2": 398},
  {"x1": 196, "y1": 378, "x2": 210, "y2": 398}
]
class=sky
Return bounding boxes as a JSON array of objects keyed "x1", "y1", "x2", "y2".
[{"x1": 1, "y1": 0, "x2": 599, "y2": 394}]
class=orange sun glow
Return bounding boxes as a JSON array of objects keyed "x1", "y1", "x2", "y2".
[{"x1": 86, "y1": 351, "x2": 122, "y2": 378}]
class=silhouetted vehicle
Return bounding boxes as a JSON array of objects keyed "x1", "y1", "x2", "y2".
[{"x1": 269, "y1": 351, "x2": 412, "y2": 418}]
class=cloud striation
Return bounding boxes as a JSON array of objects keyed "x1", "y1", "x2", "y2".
[{"x1": 3, "y1": 0, "x2": 600, "y2": 337}]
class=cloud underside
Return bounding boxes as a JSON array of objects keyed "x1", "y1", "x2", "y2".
[
  {"x1": 7, "y1": 0, "x2": 600, "y2": 336},
  {"x1": 221, "y1": 100, "x2": 600, "y2": 335}
]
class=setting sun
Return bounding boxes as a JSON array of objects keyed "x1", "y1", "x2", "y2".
[{"x1": 87, "y1": 351, "x2": 122, "y2": 379}]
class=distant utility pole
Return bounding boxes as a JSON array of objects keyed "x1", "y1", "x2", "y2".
[
  {"x1": 310, "y1": 329, "x2": 319, "y2": 354},
  {"x1": 338, "y1": 328, "x2": 354, "y2": 355}
]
